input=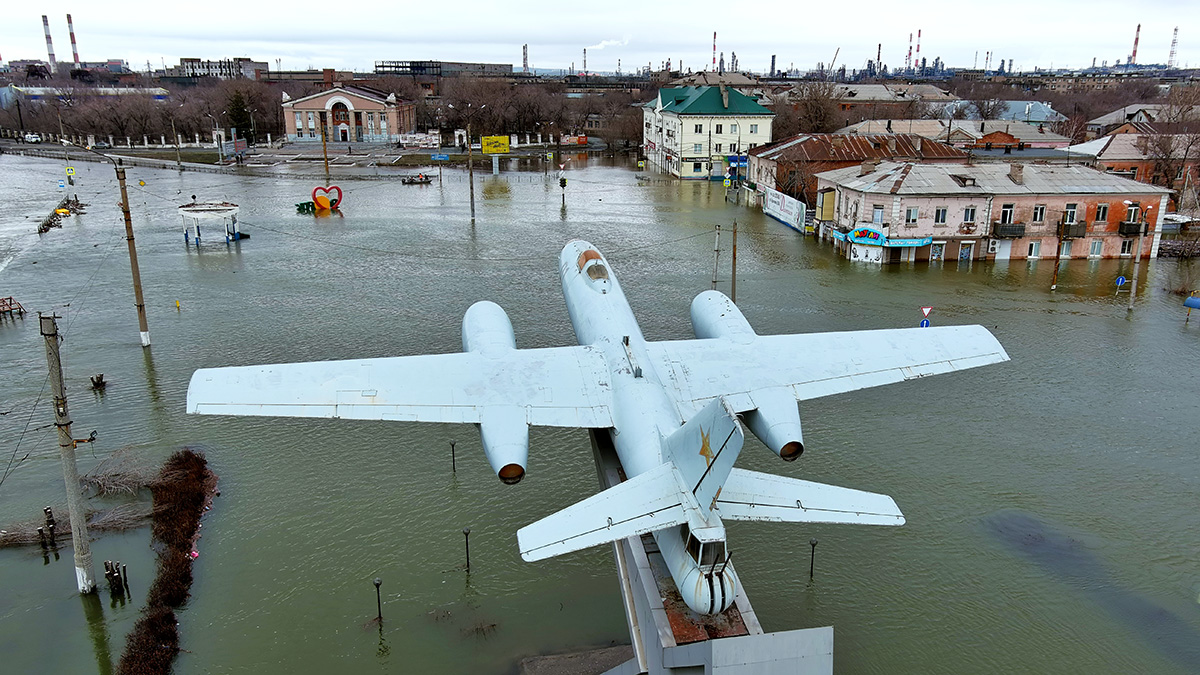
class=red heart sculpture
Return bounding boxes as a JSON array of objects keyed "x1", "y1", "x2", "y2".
[{"x1": 312, "y1": 185, "x2": 342, "y2": 210}]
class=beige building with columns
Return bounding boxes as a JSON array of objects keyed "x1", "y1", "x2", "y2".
[{"x1": 282, "y1": 84, "x2": 415, "y2": 143}]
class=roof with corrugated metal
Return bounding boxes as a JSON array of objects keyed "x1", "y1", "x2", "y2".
[
  {"x1": 818, "y1": 161, "x2": 1172, "y2": 196},
  {"x1": 837, "y1": 119, "x2": 1068, "y2": 144},
  {"x1": 1088, "y1": 104, "x2": 1167, "y2": 127},
  {"x1": 748, "y1": 133, "x2": 967, "y2": 162},
  {"x1": 645, "y1": 86, "x2": 773, "y2": 116}
]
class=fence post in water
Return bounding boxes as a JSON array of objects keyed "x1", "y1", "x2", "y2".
[
  {"x1": 451, "y1": 441, "x2": 457, "y2": 474},
  {"x1": 809, "y1": 538, "x2": 818, "y2": 580},
  {"x1": 373, "y1": 578, "x2": 382, "y2": 621},
  {"x1": 121, "y1": 564, "x2": 129, "y2": 597},
  {"x1": 463, "y1": 527, "x2": 471, "y2": 574}
]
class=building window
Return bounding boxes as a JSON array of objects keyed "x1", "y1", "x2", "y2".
[
  {"x1": 1089, "y1": 239, "x2": 1103, "y2": 257},
  {"x1": 1126, "y1": 205, "x2": 1140, "y2": 223},
  {"x1": 694, "y1": 143, "x2": 703, "y2": 153},
  {"x1": 731, "y1": 124, "x2": 738, "y2": 133},
  {"x1": 1121, "y1": 239, "x2": 1134, "y2": 255},
  {"x1": 749, "y1": 143, "x2": 757, "y2": 149},
  {"x1": 1060, "y1": 240, "x2": 1073, "y2": 257},
  {"x1": 1000, "y1": 203, "x2": 1014, "y2": 224},
  {"x1": 1130, "y1": 167, "x2": 1138, "y2": 179},
  {"x1": 693, "y1": 162, "x2": 703, "y2": 172},
  {"x1": 716, "y1": 124, "x2": 723, "y2": 134},
  {"x1": 695, "y1": 124, "x2": 703, "y2": 133},
  {"x1": 715, "y1": 143, "x2": 722, "y2": 152},
  {"x1": 750, "y1": 124, "x2": 758, "y2": 133},
  {"x1": 935, "y1": 207, "x2": 947, "y2": 224},
  {"x1": 905, "y1": 206, "x2": 918, "y2": 224},
  {"x1": 873, "y1": 205, "x2": 885, "y2": 224},
  {"x1": 1064, "y1": 203, "x2": 1077, "y2": 224},
  {"x1": 1095, "y1": 203, "x2": 1108, "y2": 222},
  {"x1": 1028, "y1": 240, "x2": 1041, "y2": 258},
  {"x1": 964, "y1": 206, "x2": 977, "y2": 223},
  {"x1": 1033, "y1": 205, "x2": 1045, "y2": 223},
  {"x1": 294, "y1": 112, "x2": 302, "y2": 135}
]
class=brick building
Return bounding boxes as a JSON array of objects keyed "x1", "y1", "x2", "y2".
[
  {"x1": 813, "y1": 161, "x2": 1170, "y2": 264},
  {"x1": 282, "y1": 84, "x2": 415, "y2": 143}
]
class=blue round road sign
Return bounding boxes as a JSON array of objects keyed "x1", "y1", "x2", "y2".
[
  {"x1": 919, "y1": 319, "x2": 930, "y2": 328},
  {"x1": 1116, "y1": 276, "x2": 1127, "y2": 286}
]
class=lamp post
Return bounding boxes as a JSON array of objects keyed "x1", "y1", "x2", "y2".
[
  {"x1": 205, "y1": 113, "x2": 224, "y2": 164},
  {"x1": 248, "y1": 107, "x2": 258, "y2": 147},
  {"x1": 1123, "y1": 200, "x2": 1153, "y2": 312},
  {"x1": 169, "y1": 104, "x2": 183, "y2": 172},
  {"x1": 449, "y1": 102, "x2": 486, "y2": 224}
]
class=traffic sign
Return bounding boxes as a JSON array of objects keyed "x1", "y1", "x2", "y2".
[
  {"x1": 637, "y1": 160, "x2": 645, "y2": 168},
  {"x1": 920, "y1": 319, "x2": 930, "y2": 328},
  {"x1": 546, "y1": 152, "x2": 554, "y2": 160},
  {"x1": 65, "y1": 167, "x2": 75, "y2": 176},
  {"x1": 921, "y1": 306, "x2": 932, "y2": 317},
  {"x1": 1116, "y1": 276, "x2": 1127, "y2": 287},
  {"x1": 431, "y1": 153, "x2": 449, "y2": 161},
  {"x1": 57, "y1": 179, "x2": 65, "y2": 189},
  {"x1": 723, "y1": 178, "x2": 731, "y2": 187}
]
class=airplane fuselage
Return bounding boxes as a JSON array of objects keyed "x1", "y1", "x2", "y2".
[{"x1": 559, "y1": 241, "x2": 738, "y2": 615}]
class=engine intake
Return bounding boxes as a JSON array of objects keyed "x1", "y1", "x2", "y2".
[
  {"x1": 463, "y1": 301, "x2": 516, "y2": 356},
  {"x1": 743, "y1": 389, "x2": 804, "y2": 461},
  {"x1": 690, "y1": 291, "x2": 755, "y2": 344}
]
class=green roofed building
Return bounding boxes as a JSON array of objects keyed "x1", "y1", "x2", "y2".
[{"x1": 643, "y1": 85, "x2": 774, "y2": 180}]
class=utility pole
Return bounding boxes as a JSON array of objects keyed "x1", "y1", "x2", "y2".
[
  {"x1": 711, "y1": 223, "x2": 721, "y2": 290},
  {"x1": 116, "y1": 164, "x2": 151, "y2": 346},
  {"x1": 1127, "y1": 202, "x2": 1153, "y2": 312},
  {"x1": 731, "y1": 221, "x2": 738, "y2": 303},
  {"x1": 170, "y1": 116, "x2": 182, "y2": 172},
  {"x1": 40, "y1": 314, "x2": 97, "y2": 594},
  {"x1": 467, "y1": 119, "x2": 476, "y2": 223}
]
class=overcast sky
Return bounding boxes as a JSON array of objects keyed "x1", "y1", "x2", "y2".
[{"x1": 4, "y1": 1, "x2": 1198, "y2": 75}]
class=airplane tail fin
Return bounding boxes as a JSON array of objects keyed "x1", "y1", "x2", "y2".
[{"x1": 662, "y1": 396, "x2": 744, "y2": 516}]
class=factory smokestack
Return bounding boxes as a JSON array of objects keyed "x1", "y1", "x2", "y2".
[
  {"x1": 770, "y1": 54, "x2": 776, "y2": 77},
  {"x1": 42, "y1": 15, "x2": 57, "y2": 74},
  {"x1": 1131, "y1": 23, "x2": 1141, "y2": 64},
  {"x1": 67, "y1": 14, "x2": 79, "y2": 66}
]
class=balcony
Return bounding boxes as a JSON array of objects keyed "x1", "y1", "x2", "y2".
[
  {"x1": 1118, "y1": 221, "x2": 1144, "y2": 236},
  {"x1": 1059, "y1": 221, "x2": 1087, "y2": 238},
  {"x1": 992, "y1": 222, "x2": 1026, "y2": 238}
]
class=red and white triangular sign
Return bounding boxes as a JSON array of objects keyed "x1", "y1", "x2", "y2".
[{"x1": 921, "y1": 306, "x2": 933, "y2": 317}]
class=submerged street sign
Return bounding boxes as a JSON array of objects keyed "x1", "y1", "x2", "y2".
[{"x1": 432, "y1": 153, "x2": 449, "y2": 161}]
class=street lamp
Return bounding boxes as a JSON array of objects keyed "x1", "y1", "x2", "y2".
[
  {"x1": 247, "y1": 107, "x2": 258, "y2": 147},
  {"x1": 1123, "y1": 200, "x2": 1154, "y2": 312},
  {"x1": 449, "y1": 102, "x2": 486, "y2": 224},
  {"x1": 169, "y1": 103, "x2": 184, "y2": 172},
  {"x1": 205, "y1": 112, "x2": 224, "y2": 164}
]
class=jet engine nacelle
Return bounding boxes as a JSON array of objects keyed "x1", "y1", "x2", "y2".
[
  {"x1": 479, "y1": 407, "x2": 529, "y2": 484},
  {"x1": 690, "y1": 290, "x2": 756, "y2": 344},
  {"x1": 742, "y1": 389, "x2": 804, "y2": 461},
  {"x1": 463, "y1": 301, "x2": 517, "y2": 356}
]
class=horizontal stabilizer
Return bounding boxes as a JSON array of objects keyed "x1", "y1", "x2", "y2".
[
  {"x1": 715, "y1": 468, "x2": 904, "y2": 526},
  {"x1": 518, "y1": 462, "x2": 689, "y2": 562}
]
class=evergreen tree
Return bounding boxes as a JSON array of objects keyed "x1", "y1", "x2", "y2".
[{"x1": 226, "y1": 90, "x2": 253, "y2": 141}]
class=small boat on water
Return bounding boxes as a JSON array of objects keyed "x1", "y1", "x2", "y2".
[{"x1": 402, "y1": 174, "x2": 433, "y2": 185}]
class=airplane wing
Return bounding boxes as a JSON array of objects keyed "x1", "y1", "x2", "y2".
[
  {"x1": 186, "y1": 345, "x2": 613, "y2": 428},
  {"x1": 517, "y1": 462, "x2": 689, "y2": 562},
  {"x1": 715, "y1": 468, "x2": 904, "y2": 526},
  {"x1": 646, "y1": 325, "x2": 1008, "y2": 417}
]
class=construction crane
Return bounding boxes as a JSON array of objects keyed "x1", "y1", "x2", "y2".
[
  {"x1": 1168, "y1": 27, "x2": 1179, "y2": 68},
  {"x1": 827, "y1": 47, "x2": 840, "y2": 81}
]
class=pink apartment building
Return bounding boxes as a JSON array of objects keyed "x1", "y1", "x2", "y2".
[{"x1": 813, "y1": 161, "x2": 1171, "y2": 264}]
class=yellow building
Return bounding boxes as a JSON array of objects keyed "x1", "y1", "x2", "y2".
[{"x1": 282, "y1": 84, "x2": 415, "y2": 143}]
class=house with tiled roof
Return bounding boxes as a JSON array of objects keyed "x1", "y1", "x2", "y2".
[
  {"x1": 813, "y1": 161, "x2": 1170, "y2": 264},
  {"x1": 747, "y1": 133, "x2": 968, "y2": 204},
  {"x1": 642, "y1": 86, "x2": 774, "y2": 179},
  {"x1": 1061, "y1": 133, "x2": 1200, "y2": 209}
]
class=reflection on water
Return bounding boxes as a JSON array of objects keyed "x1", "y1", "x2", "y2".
[{"x1": 0, "y1": 153, "x2": 1198, "y2": 674}]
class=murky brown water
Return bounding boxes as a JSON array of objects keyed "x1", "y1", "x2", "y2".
[{"x1": 1, "y1": 153, "x2": 1198, "y2": 673}]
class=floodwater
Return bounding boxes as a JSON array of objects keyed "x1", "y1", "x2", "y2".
[{"x1": 1, "y1": 153, "x2": 1198, "y2": 674}]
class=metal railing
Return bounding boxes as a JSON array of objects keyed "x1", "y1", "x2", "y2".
[
  {"x1": 1118, "y1": 221, "x2": 1144, "y2": 236},
  {"x1": 1059, "y1": 222, "x2": 1087, "y2": 238},
  {"x1": 992, "y1": 222, "x2": 1026, "y2": 238}
]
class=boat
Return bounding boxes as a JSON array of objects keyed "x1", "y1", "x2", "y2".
[{"x1": 402, "y1": 174, "x2": 434, "y2": 185}]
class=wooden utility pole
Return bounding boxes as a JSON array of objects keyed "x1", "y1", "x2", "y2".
[
  {"x1": 1128, "y1": 205, "x2": 1152, "y2": 312},
  {"x1": 731, "y1": 221, "x2": 738, "y2": 303},
  {"x1": 115, "y1": 165, "x2": 150, "y2": 347},
  {"x1": 711, "y1": 223, "x2": 721, "y2": 290},
  {"x1": 320, "y1": 117, "x2": 330, "y2": 180},
  {"x1": 40, "y1": 314, "x2": 97, "y2": 594}
]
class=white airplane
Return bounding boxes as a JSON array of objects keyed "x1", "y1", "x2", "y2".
[{"x1": 187, "y1": 240, "x2": 1009, "y2": 615}]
